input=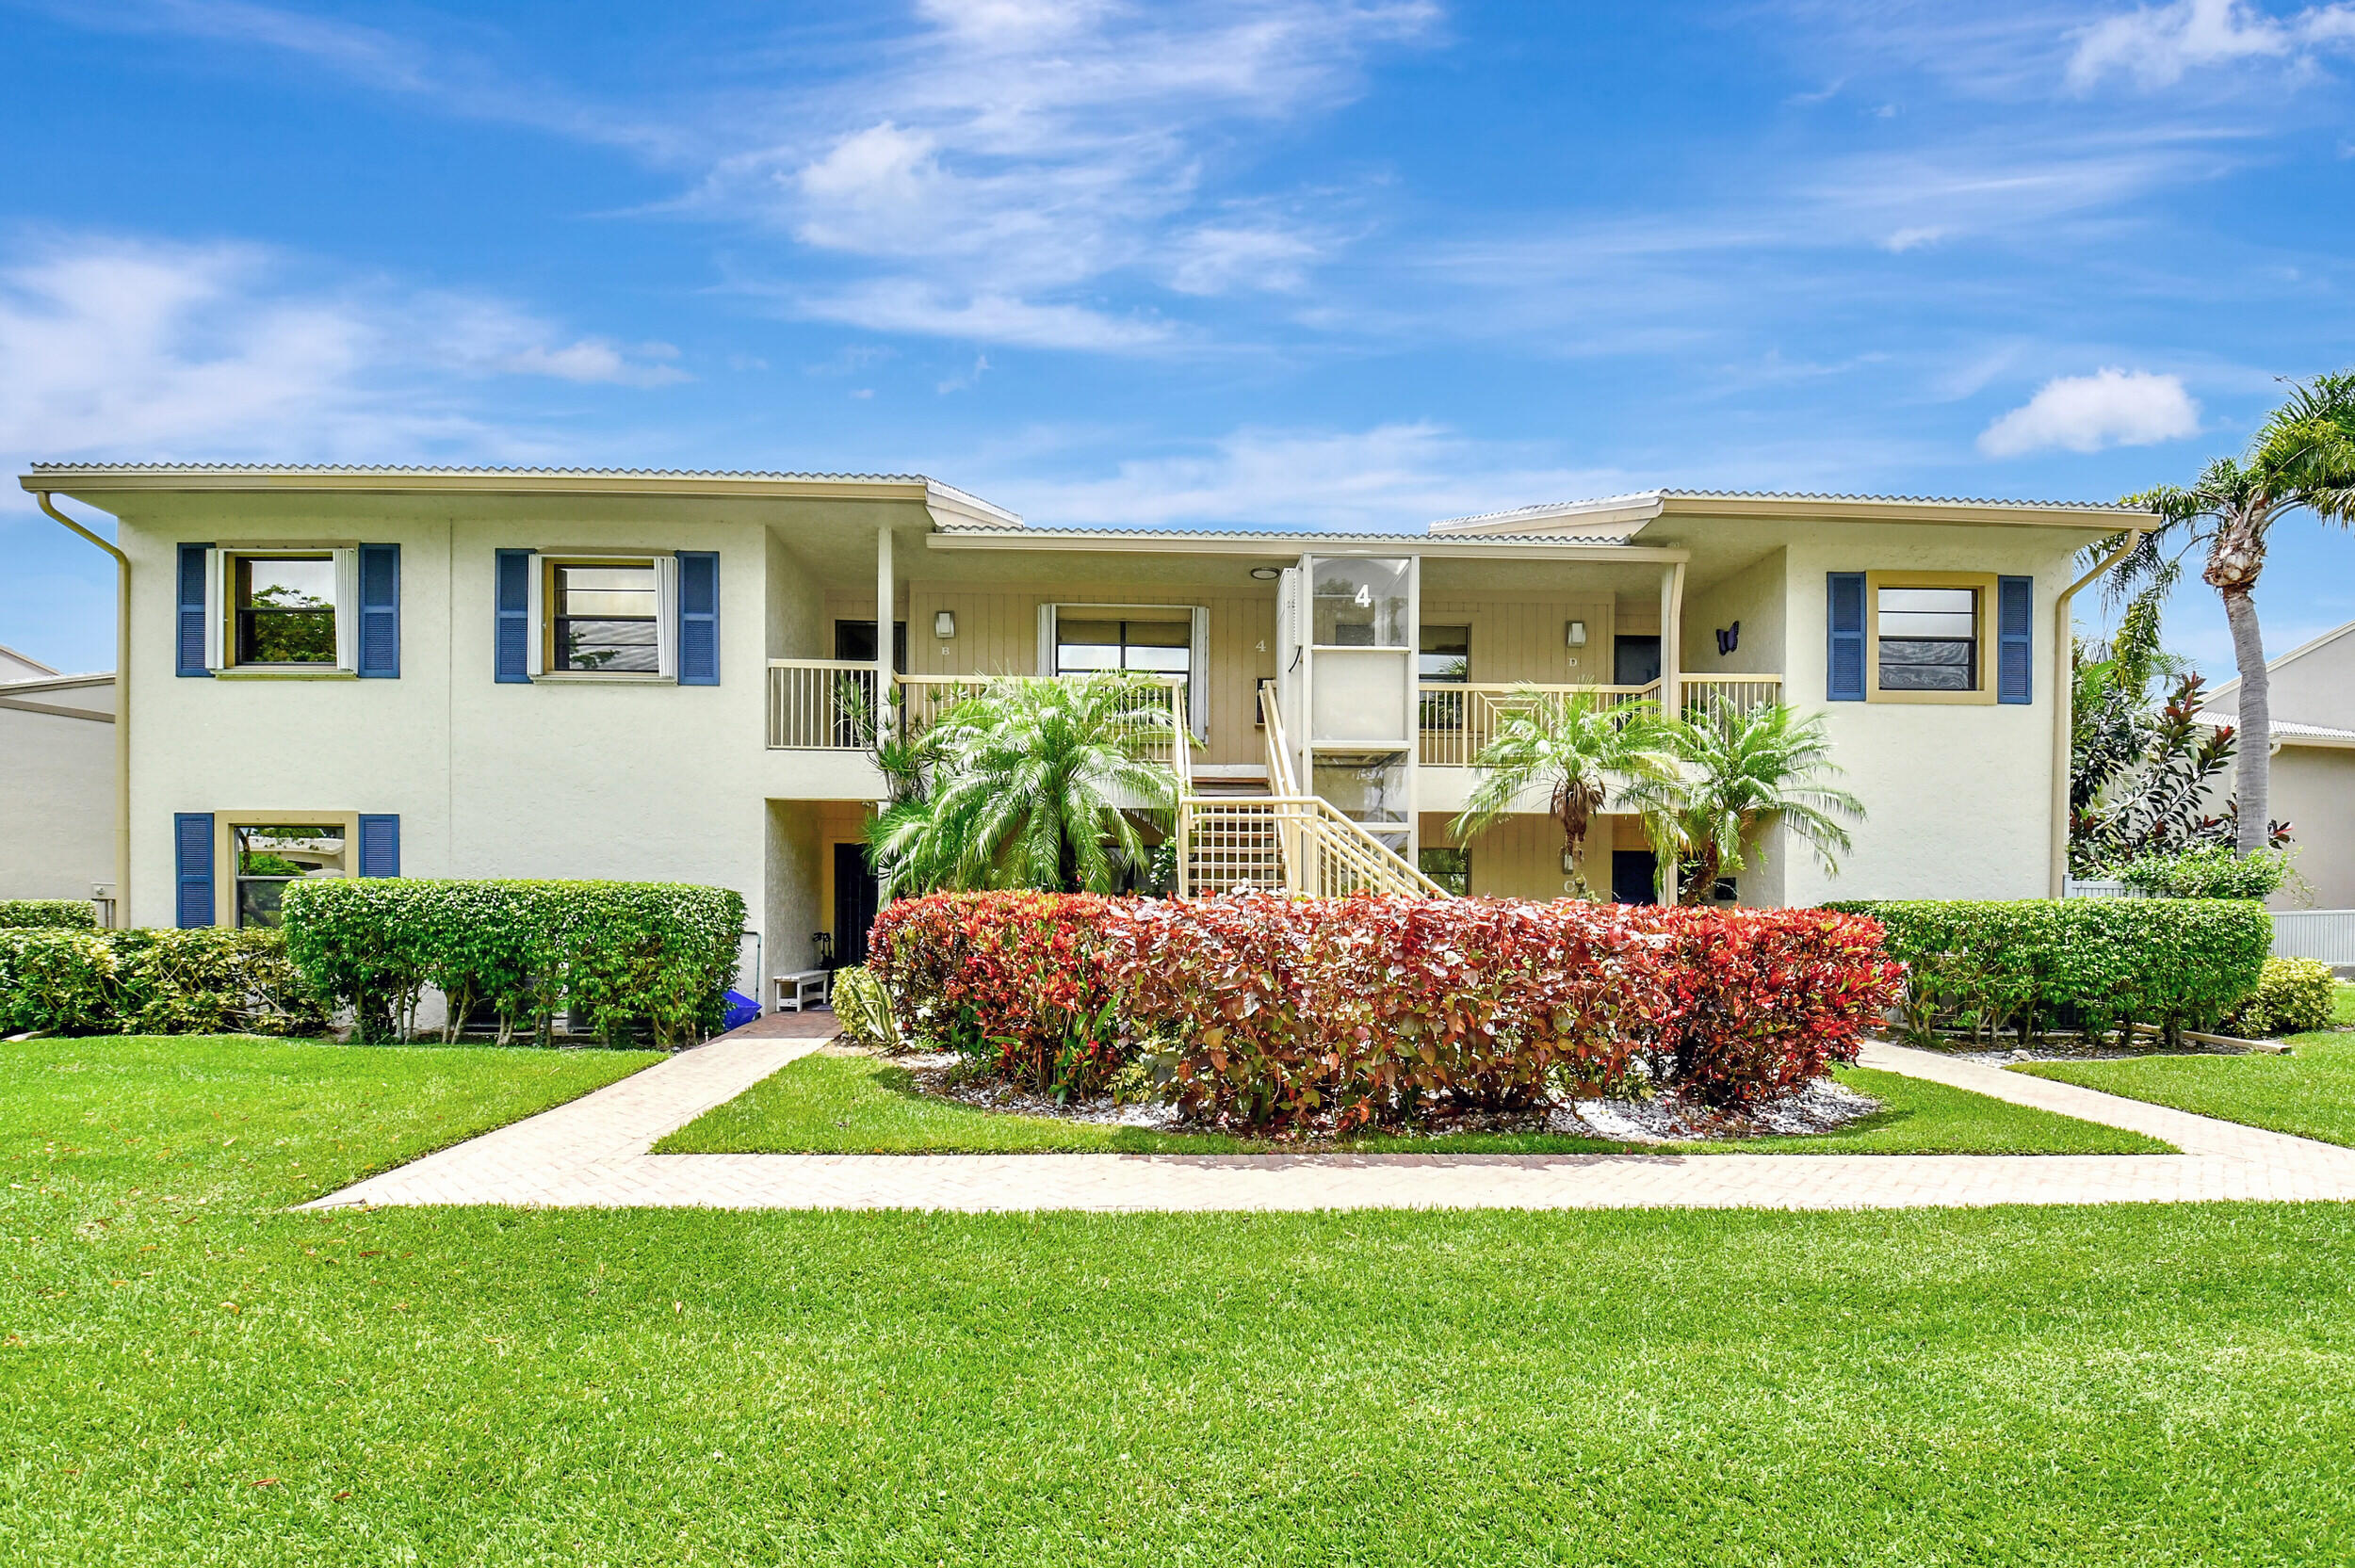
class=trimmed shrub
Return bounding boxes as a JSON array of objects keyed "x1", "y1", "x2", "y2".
[
  {"x1": 282, "y1": 879, "x2": 744, "y2": 1049},
  {"x1": 1829, "y1": 897, "x2": 2272, "y2": 1046},
  {"x1": 868, "y1": 891, "x2": 1127, "y2": 1098},
  {"x1": 869, "y1": 891, "x2": 1904, "y2": 1128},
  {"x1": 2114, "y1": 845, "x2": 2292, "y2": 900},
  {"x1": 1642, "y1": 904, "x2": 1906, "y2": 1107},
  {"x1": 1113, "y1": 893, "x2": 1671, "y2": 1129},
  {"x1": 0, "y1": 930, "x2": 118, "y2": 1034},
  {"x1": 0, "y1": 899, "x2": 96, "y2": 929},
  {"x1": 2224, "y1": 956, "x2": 2337, "y2": 1038},
  {"x1": 0, "y1": 927, "x2": 325, "y2": 1037},
  {"x1": 830, "y1": 966, "x2": 901, "y2": 1051}
]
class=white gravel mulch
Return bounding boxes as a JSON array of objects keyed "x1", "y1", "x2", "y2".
[{"x1": 869, "y1": 1046, "x2": 1884, "y2": 1143}]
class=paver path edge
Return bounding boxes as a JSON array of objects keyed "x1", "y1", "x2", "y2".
[{"x1": 303, "y1": 1034, "x2": 2355, "y2": 1213}]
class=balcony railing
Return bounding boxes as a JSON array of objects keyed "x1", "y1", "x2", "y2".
[
  {"x1": 767, "y1": 659, "x2": 881, "y2": 750},
  {"x1": 767, "y1": 665, "x2": 1188, "y2": 775},
  {"x1": 1417, "y1": 675, "x2": 1784, "y2": 765}
]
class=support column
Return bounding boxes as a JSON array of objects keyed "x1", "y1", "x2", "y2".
[
  {"x1": 1659, "y1": 560, "x2": 1686, "y2": 905},
  {"x1": 874, "y1": 523, "x2": 896, "y2": 751}
]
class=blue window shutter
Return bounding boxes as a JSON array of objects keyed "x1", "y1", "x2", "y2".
[
  {"x1": 1997, "y1": 575, "x2": 2033, "y2": 704},
  {"x1": 177, "y1": 543, "x2": 212, "y2": 677},
  {"x1": 676, "y1": 550, "x2": 720, "y2": 686},
  {"x1": 174, "y1": 813, "x2": 215, "y2": 927},
  {"x1": 356, "y1": 815, "x2": 400, "y2": 878},
  {"x1": 495, "y1": 549, "x2": 531, "y2": 683},
  {"x1": 357, "y1": 543, "x2": 399, "y2": 678},
  {"x1": 1827, "y1": 573, "x2": 1866, "y2": 702}
]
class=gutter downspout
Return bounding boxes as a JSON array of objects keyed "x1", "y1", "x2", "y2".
[
  {"x1": 2049, "y1": 528, "x2": 2145, "y2": 897},
  {"x1": 36, "y1": 493, "x2": 130, "y2": 929}
]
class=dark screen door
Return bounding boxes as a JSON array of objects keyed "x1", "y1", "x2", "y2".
[
  {"x1": 1614, "y1": 636, "x2": 1662, "y2": 686},
  {"x1": 1612, "y1": 849, "x2": 1658, "y2": 906},
  {"x1": 834, "y1": 842, "x2": 881, "y2": 969}
]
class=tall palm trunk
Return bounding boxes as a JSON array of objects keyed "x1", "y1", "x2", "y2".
[{"x1": 2204, "y1": 507, "x2": 2271, "y2": 854}]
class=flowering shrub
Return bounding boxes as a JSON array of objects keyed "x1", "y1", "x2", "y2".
[
  {"x1": 868, "y1": 891, "x2": 1903, "y2": 1128},
  {"x1": 868, "y1": 891, "x2": 1128, "y2": 1100}
]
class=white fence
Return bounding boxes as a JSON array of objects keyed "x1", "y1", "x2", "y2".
[
  {"x1": 2271, "y1": 910, "x2": 2355, "y2": 968},
  {"x1": 2061, "y1": 879, "x2": 2147, "y2": 899}
]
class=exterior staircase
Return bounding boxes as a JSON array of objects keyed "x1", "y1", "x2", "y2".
[{"x1": 1170, "y1": 682, "x2": 1440, "y2": 898}]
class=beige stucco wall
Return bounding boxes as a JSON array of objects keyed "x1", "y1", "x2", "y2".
[
  {"x1": 0, "y1": 703, "x2": 113, "y2": 900},
  {"x1": 2269, "y1": 746, "x2": 2355, "y2": 910},
  {"x1": 1775, "y1": 525, "x2": 2087, "y2": 904},
  {"x1": 106, "y1": 497, "x2": 918, "y2": 962}
]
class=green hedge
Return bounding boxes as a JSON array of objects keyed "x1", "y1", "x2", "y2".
[
  {"x1": 0, "y1": 928, "x2": 326, "y2": 1038},
  {"x1": 280, "y1": 879, "x2": 745, "y2": 1049},
  {"x1": 0, "y1": 899, "x2": 96, "y2": 929},
  {"x1": 2114, "y1": 846, "x2": 2291, "y2": 899},
  {"x1": 1827, "y1": 898, "x2": 2272, "y2": 1047},
  {"x1": 2224, "y1": 956, "x2": 2337, "y2": 1038}
]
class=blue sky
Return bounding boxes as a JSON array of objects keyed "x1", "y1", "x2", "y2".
[{"x1": 5, "y1": 0, "x2": 2355, "y2": 677}]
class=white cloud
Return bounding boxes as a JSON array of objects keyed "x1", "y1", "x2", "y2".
[
  {"x1": 785, "y1": 279, "x2": 1176, "y2": 351},
  {"x1": 999, "y1": 422, "x2": 1631, "y2": 531},
  {"x1": 2068, "y1": 0, "x2": 2355, "y2": 90},
  {"x1": 0, "y1": 233, "x2": 686, "y2": 464},
  {"x1": 698, "y1": 0, "x2": 1437, "y2": 347},
  {"x1": 1976, "y1": 367, "x2": 2201, "y2": 457}
]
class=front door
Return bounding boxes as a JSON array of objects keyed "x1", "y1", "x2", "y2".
[
  {"x1": 1614, "y1": 635, "x2": 1661, "y2": 686},
  {"x1": 833, "y1": 842, "x2": 880, "y2": 969}
]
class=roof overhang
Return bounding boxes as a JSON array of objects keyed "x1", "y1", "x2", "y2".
[
  {"x1": 928, "y1": 528, "x2": 1686, "y2": 563},
  {"x1": 18, "y1": 465, "x2": 1023, "y2": 529},
  {"x1": 1431, "y1": 489, "x2": 2154, "y2": 536}
]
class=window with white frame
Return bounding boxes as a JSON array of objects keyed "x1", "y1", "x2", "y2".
[
  {"x1": 203, "y1": 548, "x2": 362, "y2": 672},
  {"x1": 1038, "y1": 603, "x2": 1208, "y2": 738},
  {"x1": 232, "y1": 555, "x2": 338, "y2": 666},
  {"x1": 528, "y1": 555, "x2": 678, "y2": 679}
]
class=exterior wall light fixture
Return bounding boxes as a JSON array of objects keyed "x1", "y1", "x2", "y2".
[
  {"x1": 1565, "y1": 619, "x2": 1587, "y2": 647},
  {"x1": 934, "y1": 610, "x2": 956, "y2": 639}
]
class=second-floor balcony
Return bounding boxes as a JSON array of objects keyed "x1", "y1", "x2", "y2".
[
  {"x1": 766, "y1": 662, "x2": 1191, "y2": 773},
  {"x1": 1414, "y1": 674, "x2": 1783, "y2": 768}
]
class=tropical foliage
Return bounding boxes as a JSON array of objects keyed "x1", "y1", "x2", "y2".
[
  {"x1": 866, "y1": 890, "x2": 1905, "y2": 1127},
  {"x1": 2115, "y1": 842, "x2": 2293, "y2": 900},
  {"x1": 2104, "y1": 371, "x2": 2355, "y2": 851},
  {"x1": 1446, "y1": 688, "x2": 1679, "y2": 898},
  {"x1": 868, "y1": 674, "x2": 1183, "y2": 897},
  {"x1": 1643, "y1": 702, "x2": 1861, "y2": 903}
]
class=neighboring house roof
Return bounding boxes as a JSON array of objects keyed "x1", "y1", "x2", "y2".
[
  {"x1": 0, "y1": 641, "x2": 58, "y2": 681},
  {"x1": 2195, "y1": 713, "x2": 2355, "y2": 750},
  {"x1": 0, "y1": 670, "x2": 113, "y2": 722},
  {"x1": 2199, "y1": 616, "x2": 2355, "y2": 716}
]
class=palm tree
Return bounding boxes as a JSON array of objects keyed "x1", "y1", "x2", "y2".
[
  {"x1": 2104, "y1": 372, "x2": 2355, "y2": 852},
  {"x1": 868, "y1": 673, "x2": 1182, "y2": 896},
  {"x1": 1645, "y1": 702, "x2": 1861, "y2": 905},
  {"x1": 1447, "y1": 687, "x2": 1681, "y2": 899}
]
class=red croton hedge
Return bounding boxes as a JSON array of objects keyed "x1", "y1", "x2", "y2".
[{"x1": 868, "y1": 891, "x2": 1901, "y2": 1129}]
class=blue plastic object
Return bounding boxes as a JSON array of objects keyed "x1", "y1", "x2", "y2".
[{"x1": 721, "y1": 989, "x2": 761, "y2": 1031}]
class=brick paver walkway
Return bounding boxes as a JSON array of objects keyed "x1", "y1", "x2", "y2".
[{"x1": 304, "y1": 1033, "x2": 2355, "y2": 1213}]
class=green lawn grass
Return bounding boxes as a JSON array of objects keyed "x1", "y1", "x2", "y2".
[
  {"x1": 0, "y1": 1034, "x2": 2345, "y2": 1564},
  {"x1": 2018, "y1": 984, "x2": 2355, "y2": 1148},
  {"x1": 655, "y1": 1050, "x2": 2170, "y2": 1156}
]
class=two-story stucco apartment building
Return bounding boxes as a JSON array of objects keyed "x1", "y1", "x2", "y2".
[{"x1": 22, "y1": 464, "x2": 2150, "y2": 981}]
